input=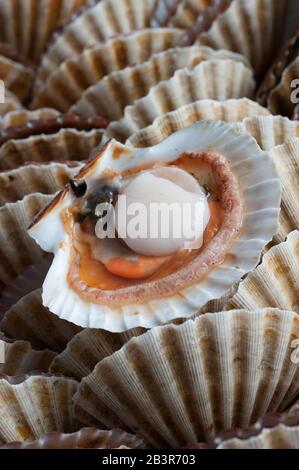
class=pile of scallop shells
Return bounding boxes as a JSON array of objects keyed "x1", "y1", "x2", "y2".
[{"x1": 0, "y1": 0, "x2": 299, "y2": 450}]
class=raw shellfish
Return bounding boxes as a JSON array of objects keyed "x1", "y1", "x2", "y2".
[{"x1": 29, "y1": 121, "x2": 280, "y2": 331}]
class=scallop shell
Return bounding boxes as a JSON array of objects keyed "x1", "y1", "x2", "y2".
[
  {"x1": 0, "y1": 0, "x2": 96, "y2": 62},
  {"x1": 0, "y1": 129, "x2": 103, "y2": 170},
  {"x1": 70, "y1": 46, "x2": 250, "y2": 120},
  {"x1": 289, "y1": 399, "x2": 299, "y2": 414},
  {"x1": 151, "y1": 0, "x2": 184, "y2": 26},
  {"x1": 242, "y1": 115, "x2": 299, "y2": 151},
  {"x1": 285, "y1": 0, "x2": 299, "y2": 40},
  {"x1": 215, "y1": 412, "x2": 299, "y2": 449},
  {"x1": 0, "y1": 337, "x2": 56, "y2": 375},
  {"x1": 0, "y1": 163, "x2": 80, "y2": 206},
  {"x1": 0, "y1": 108, "x2": 60, "y2": 130},
  {"x1": 152, "y1": 0, "x2": 214, "y2": 29},
  {"x1": 0, "y1": 114, "x2": 108, "y2": 148},
  {"x1": 38, "y1": 0, "x2": 160, "y2": 83},
  {"x1": 268, "y1": 57, "x2": 299, "y2": 118},
  {"x1": 106, "y1": 59, "x2": 255, "y2": 142},
  {"x1": 227, "y1": 231, "x2": 299, "y2": 313},
  {"x1": 0, "y1": 257, "x2": 52, "y2": 317},
  {"x1": 50, "y1": 327, "x2": 147, "y2": 380},
  {"x1": 0, "y1": 374, "x2": 79, "y2": 445},
  {"x1": 0, "y1": 193, "x2": 52, "y2": 303},
  {"x1": 270, "y1": 139, "x2": 299, "y2": 242},
  {"x1": 0, "y1": 91, "x2": 23, "y2": 117},
  {"x1": 33, "y1": 28, "x2": 186, "y2": 108},
  {"x1": 127, "y1": 98, "x2": 270, "y2": 147},
  {"x1": 73, "y1": 309, "x2": 299, "y2": 447},
  {"x1": 0, "y1": 289, "x2": 82, "y2": 353},
  {"x1": 196, "y1": 0, "x2": 290, "y2": 77},
  {"x1": 0, "y1": 427, "x2": 148, "y2": 449},
  {"x1": 0, "y1": 55, "x2": 33, "y2": 102},
  {"x1": 255, "y1": 24, "x2": 299, "y2": 108},
  {"x1": 29, "y1": 120, "x2": 280, "y2": 331}
]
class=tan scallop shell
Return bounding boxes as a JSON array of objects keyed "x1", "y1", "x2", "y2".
[
  {"x1": 215, "y1": 412, "x2": 299, "y2": 449},
  {"x1": 196, "y1": 0, "x2": 289, "y2": 77},
  {"x1": 0, "y1": 91, "x2": 23, "y2": 117},
  {"x1": 0, "y1": 193, "x2": 52, "y2": 302},
  {"x1": 0, "y1": 374, "x2": 79, "y2": 445},
  {"x1": 70, "y1": 46, "x2": 250, "y2": 120},
  {"x1": 0, "y1": 129, "x2": 103, "y2": 170},
  {"x1": 0, "y1": 108, "x2": 60, "y2": 130},
  {"x1": 0, "y1": 257, "x2": 52, "y2": 317},
  {"x1": 152, "y1": 0, "x2": 214, "y2": 29},
  {"x1": 50, "y1": 327, "x2": 147, "y2": 380},
  {"x1": 227, "y1": 231, "x2": 299, "y2": 313},
  {"x1": 242, "y1": 115, "x2": 299, "y2": 151},
  {"x1": 73, "y1": 309, "x2": 299, "y2": 447},
  {"x1": 218, "y1": 425, "x2": 299, "y2": 449},
  {"x1": 0, "y1": 55, "x2": 33, "y2": 102},
  {"x1": 0, "y1": 0, "x2": 95, "y2": 62},
  {"x1": 0, "y1": 163, "x2": 80, "y2": 206},
  {"x1": 0, "y1": 289, "x2": 82, "y2": 353},
  {"x1": 0, "y1": 338, "x2": 56, "y2": 375},
  {"x1": 127, "y1": 98, "x2": 270, "y2": 147},
  {"x1": 268, "y1": 57, "x2": 299, "y2": 118},
  {"x1": 0, "y1": 427, "x2": 148, "y2": 449},
  {"x1": 37, "y1": 0, "x2": 159, "y2": 82},
  {"x1": 270, "y1": 139, "x2": 299, "y2": 242},
  {"x1": 106, "y1": 59, "x2": 255, "y2": 142},
  {"x1": 33, "y1": 28, "x2": 186, "y2": 108},
  {"x1": 289, "y1": 399, "x2": 299, "y2": 414}
]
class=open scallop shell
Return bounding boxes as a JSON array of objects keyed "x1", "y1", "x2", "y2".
[
  {"x1": 0, "y1": 337, "x2": 56, "y2": 375},
  {"x1": 196, "y1": 0, "x2": 289, "y2": 77},
  {"x1": 33, "y1": 28, "x2": 186, "y2": 108},
  {"x1": 0, "y1": 0, "x2": 96, "y2": 62},
  {"x1": 152, "y1": 0, "x2": 214, "y2": 29},
  {"x1": 29, "y1": 120, "x2": 280, "y2": 331},
  {"x1": 214, "y1": 411, "x2": 299, "y2": 449},
  {"x1": 0, "y1": 55, "x2": 33, "y2": 102},
  {"x1": 0, "y1": 91, "x2": 23, "y2": 117},
  {"x1": 0, "y1": 374, "x2": 79, "y2": 445},
  {"x1": 37, "y1": 0, "x2": 160, "y2": 83},
  {"x1": 242, "y1": 115, "x2": 299, "y2": 151},
  {"x1": 70, "y1": 46, "x2": 250, "y2": 120},
  {"x1": 0, "y1": 163, "x2": 80, "y2": 206},
  {"x1": 106, "y1": 59, "x2": 255, "y2": 142},
  {"x1": 0, "y1": 129, "x2": 103, "y2": 170},
  {"x1": 73, "y1": 309, "x2": 299, "y2": 447},
  {"x1": 0, "y1": 289, "x2": 82, "y2": 353},
  {"x1": 50, "y1": 327, "x2": 147, "y2": 380},
  {"x1": 268, "y1": 57, "x2": 299, "y2": 118},
  {"x1": 227, "y1": 230, "x2": 299, "y2": 313},
  {"x1": 0, "y1": 427, "x2": 148, "y2": 449},
  {"x1": 127, "y1": 98, "x2": 270, "y2": 147},
  {"x1": 0, "y1": 108, "x2": 60, "y2": 130}
]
